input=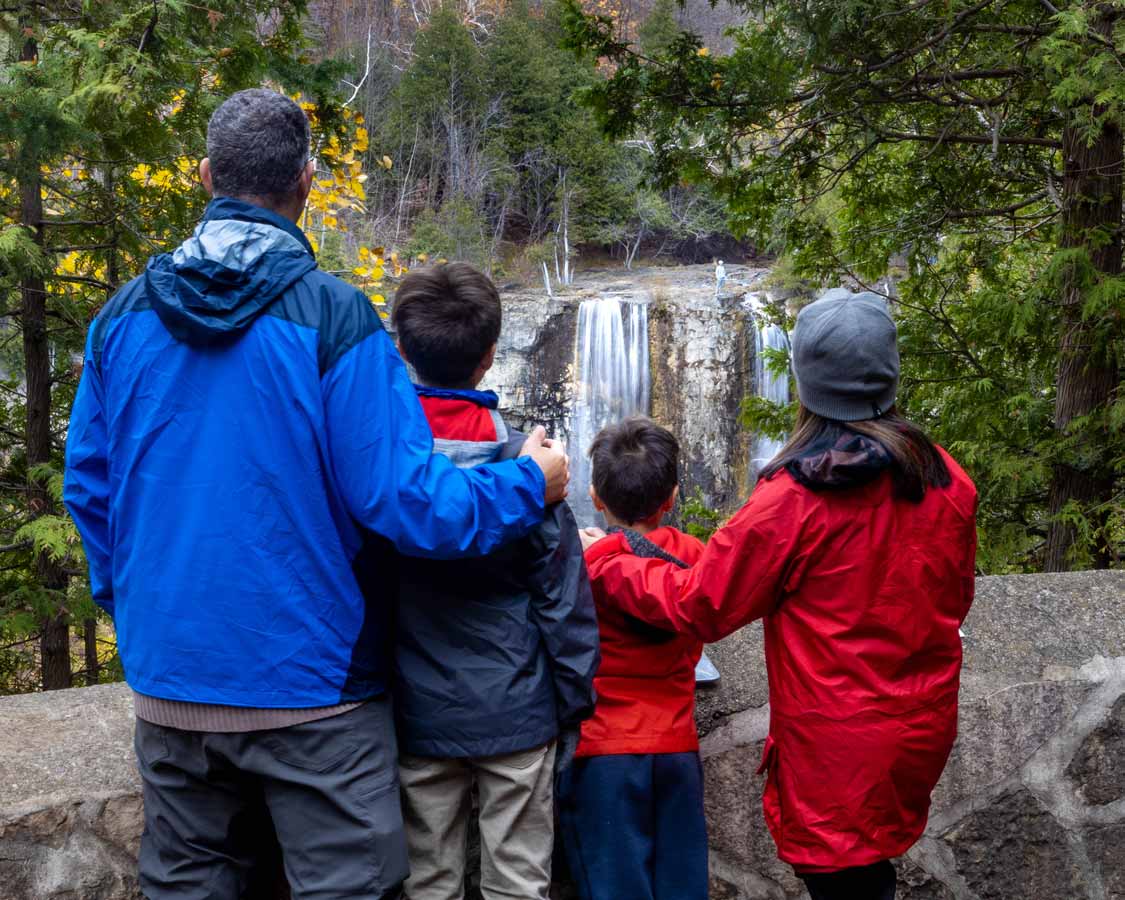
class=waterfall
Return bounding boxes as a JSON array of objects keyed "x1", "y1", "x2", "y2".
[
  {"x1": 566, "y1": 293, "x2": 721, "y2": 685},
  {"x1": 567, "y1": 296, "x2": 650, "y2": 527},
  {"x1": 750, "y1": 320, "x2": 791, "y2": 479}
]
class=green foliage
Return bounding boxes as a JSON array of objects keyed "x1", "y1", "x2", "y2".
[
  {"x1": 407, "y1": 196, "x2": 490, "y2": 267},
  {"x1": 637, "y1": 0, "x2": 682, "y2": 57},
  {"x1": 679, "y1": 489, "x2": 723, "y2": 543},
  {"x1": 0, "y1": 0, "x2": 359, "y2": 693},
  {"x1": 564, "y1": 0, "x2": 1125, "y2": 572},
  {"x1": 371, "y1": 0, "x2": 733, "y2": 268},
  {"x1": 0, "y1": 225, "x2": 50, "y2": 278}
]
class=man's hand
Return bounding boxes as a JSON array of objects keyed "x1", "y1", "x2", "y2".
[
  {"x1": 520, "y1": 426, "x2": 569, "y2": 505},
  {"x1": 579, "y1": 526, "x2": 607, "y2": 552}
]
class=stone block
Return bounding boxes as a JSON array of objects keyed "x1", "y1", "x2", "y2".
[
  {"x1": 931, "y1": 678, "x2": 1094, "y2": 816},
  {"x1": 1, "y1": 571, "x2": 1122, "y2": 899}
]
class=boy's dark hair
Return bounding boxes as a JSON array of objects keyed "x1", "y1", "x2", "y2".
[
  {"x1": 392, "y1": 263, "x2": 502, "y2": 386},
  {"x1": 589, "y1": 416, "x2": 679, "y2": 524}
]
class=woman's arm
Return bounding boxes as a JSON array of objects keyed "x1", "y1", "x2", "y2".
[{"x1": 590, "y1": 478, "x2": 808, "y2": 643}]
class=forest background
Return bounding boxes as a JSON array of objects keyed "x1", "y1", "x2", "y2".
[{"x1": 1, "y1": 0, "x2": 1121, "y2": 694}]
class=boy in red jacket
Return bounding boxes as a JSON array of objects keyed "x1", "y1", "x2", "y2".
[{"x1": 557, "y1": 416, "x2": 708, "y2": 900}]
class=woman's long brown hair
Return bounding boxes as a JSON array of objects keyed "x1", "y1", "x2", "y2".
[{"x1": 759, "y1": 405, "x2": 952, "y2": 502}]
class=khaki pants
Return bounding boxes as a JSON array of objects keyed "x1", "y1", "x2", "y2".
[{"x1": 399, "y1": 741, "x2": 556, "y2": 900}]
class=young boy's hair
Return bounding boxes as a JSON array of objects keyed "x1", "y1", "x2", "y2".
[
  {"x1": 392, "y1": 263, "x2": 502, "y2": 386},
  {"x1": 589, "y1": 416, "x2": 679, "y2": 524}
]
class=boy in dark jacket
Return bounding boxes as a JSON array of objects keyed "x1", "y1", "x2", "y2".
[
  {"x1": 389, "y1": 264, "x2": 600, "y2": 900},
  {"x1": 561, "y1": 417, "x2": 708, "y2": 900}
]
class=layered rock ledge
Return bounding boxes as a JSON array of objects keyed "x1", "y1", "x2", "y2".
[{"x1": 1, "y1": 570, "x2": 1122, "y2": 899}]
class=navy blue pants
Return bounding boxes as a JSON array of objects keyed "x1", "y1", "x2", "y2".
[{"x1": 557, "y1": 752, "x2": 708, "y2": 900}]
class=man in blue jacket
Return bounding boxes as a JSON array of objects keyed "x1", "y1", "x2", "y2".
[{"x1": 63, "y1": 89, "x2": 569, "y2": 900}]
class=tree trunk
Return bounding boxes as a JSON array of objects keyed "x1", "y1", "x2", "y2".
[
  {"x1": 84, "y1": 617, "x2": 100, "y2": 686},
  {"x1": 18, "y1": 26, "x2": 71, "y2": 688},
  {"x1": 1045, "y1": 8, "x2": 1124, "y2": 571}
]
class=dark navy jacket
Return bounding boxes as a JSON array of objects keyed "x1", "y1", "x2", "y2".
[
  {"x1": 63, "y1": 199, "x2": 546, "y2": 708},
  {"x1": 393, "y1": 389, "x2": 599, "y2": 757}
]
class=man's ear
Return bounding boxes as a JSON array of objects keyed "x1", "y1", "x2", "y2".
[{"x1": 199, "y1": 158, "x2": 214, "y2": 196}]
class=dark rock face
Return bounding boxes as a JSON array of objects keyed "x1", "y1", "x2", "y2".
[
  {"x1": 895, "y1": 858, "x2": 955, "y2": 900},
  {"x1": 649, "y1": 292, "x2": 755, "y2": 513},
  {"x1": 1067, "y1": 694, "x2": 1125, "y2": 806},
  {"x1": 482, "y1": 293, "x2": 578, "y2": 441},
  {"x1": 945, "y1": 788, "x2": 1090, "y2": 899},
  {"x1": 1085, "y1": 823, "x2": 1125, "y2": 900}
]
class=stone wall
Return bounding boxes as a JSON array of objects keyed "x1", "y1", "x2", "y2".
[
  {"x1": 701, "y1": 570, "x2": 1125, "y2": 899},
  {"x1": 1, "y1": 571, "x2": 1122, "y2": 899}
]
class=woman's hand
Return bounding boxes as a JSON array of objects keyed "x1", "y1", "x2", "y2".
[{"x1": 580, "y1": 527, "x2": 607, "y2": 552}]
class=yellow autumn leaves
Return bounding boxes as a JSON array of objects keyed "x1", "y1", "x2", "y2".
[{"x1": 353, "y1": 247, "x2": 412, "y2": 309}]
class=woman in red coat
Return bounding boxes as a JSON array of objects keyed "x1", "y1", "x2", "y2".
[{"x1": 581, "y1": 290, "x2": 978, "y2": 900}]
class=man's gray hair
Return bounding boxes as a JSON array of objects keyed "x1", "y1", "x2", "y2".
[{"x1": 206, "y1": 89, "x2": 311, "y2": 201}]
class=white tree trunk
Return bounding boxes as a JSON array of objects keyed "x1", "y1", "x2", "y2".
[{"x1": 541, "y1": 261, "x2": 553, "y2": 297}]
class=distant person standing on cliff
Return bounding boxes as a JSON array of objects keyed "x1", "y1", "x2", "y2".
[
  {"x1": 580, "y1": 289, "x2": 978, "y2": 900},
  {"x1": 714, "y1": 259, "x2": 726, "y2": 297},
  {"x1": 63, "y1": 88, "x2": 569, "y2": 900}
]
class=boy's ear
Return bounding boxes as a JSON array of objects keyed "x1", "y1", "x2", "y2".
[
  {"x1": 589, "y1": 485, "x2": 606, "y2": 512},
  {"x1": 471, "y1": 343, "x2": 497, "y2": 384},
  {"x1": 661, "y1": 485, "x2": 679, "y2": 514}
]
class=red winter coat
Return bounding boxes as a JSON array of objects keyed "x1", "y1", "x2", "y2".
[
  {"x1": 577, "y1": 526, "x2": 705, "y2": 758},
  {"x1": 585, "y1": 448, "x2": 977, "y2": 871}
]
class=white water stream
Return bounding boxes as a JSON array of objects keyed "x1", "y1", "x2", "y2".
[
  {"x1": 566, "y1": 295, "x2": 722, "y2": 683},
  {"x1": 567, "y1": 296, "x2": 650, "y2": 528},
  {"x1": 750, "y1": 320, "x2": 791, "y2": 479}
]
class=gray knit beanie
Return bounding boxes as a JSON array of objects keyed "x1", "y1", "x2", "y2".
[{"x1": 791, "y1": 288, "x2": 899, "y2": 422}]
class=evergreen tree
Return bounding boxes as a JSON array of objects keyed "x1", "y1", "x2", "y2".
[
  {"x1": 637, "y1": 0, "x2": 680, "y2": 57},
  {"x1": 564, "y1": 0, "x2": 1125, "y2": 571},
  {"x1": 0, "y1": 0, "x2": 360, "y2": 691}
]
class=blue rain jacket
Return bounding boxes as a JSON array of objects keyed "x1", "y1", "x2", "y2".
[{"x1": 63, "y1": 198, "x2": 546, "y2": 708}]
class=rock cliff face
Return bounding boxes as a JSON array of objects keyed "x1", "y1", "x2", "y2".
[{"x1": 480, "y1": 265, "x2": 770, "y2": 517}]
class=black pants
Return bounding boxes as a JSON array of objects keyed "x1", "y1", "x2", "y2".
[
  {"x1": 800, "y1": 860, "x2": 897, "y2": 900},
  {"x1": 135, "y1": 698, "x2": 407, "y2": 900}
]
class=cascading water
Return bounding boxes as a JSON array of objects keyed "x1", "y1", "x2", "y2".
[
  {"x1": 567, "y1": 296, "x2": 650, "y2": 528},
  {"x1": 750, "y1": 320, "x2": 791, "y2": 479},
  {"x1": 566, "y1": 294, "x2": 720, "y2": 684}
]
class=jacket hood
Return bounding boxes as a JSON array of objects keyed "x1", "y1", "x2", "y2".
[
  {"x1": 785, "y1": 428, "x2": 893, "y2": 491},
  {"x1": 145, "y1": 197, "x2": 317, "y2": 345},
  {"x1": 414, "y1": 386, "x2": 518, "y2": 467}
]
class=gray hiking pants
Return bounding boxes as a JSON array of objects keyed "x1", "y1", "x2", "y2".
[{"x1": 135, "y1": 697, "x2": 408, "y2": 900}]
